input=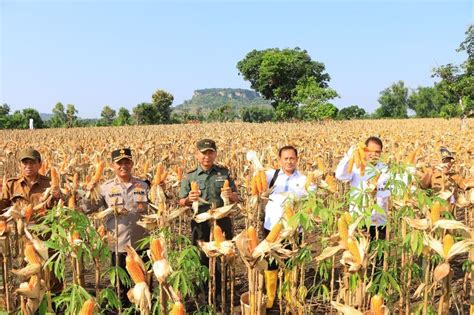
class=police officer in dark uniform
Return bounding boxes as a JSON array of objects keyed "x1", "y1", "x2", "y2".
[{"x1": 178, "y1": 139, "x2": 239, "y2": 299}]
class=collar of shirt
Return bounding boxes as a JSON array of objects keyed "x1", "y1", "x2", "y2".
[
  {"x1": 196, "y1": 164, "x2": 217, "y2": 175},
  {"x1": 113, "y1": 176, "x2": 138, "y2": 189}
]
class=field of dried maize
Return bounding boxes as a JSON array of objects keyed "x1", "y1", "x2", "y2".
[{"x1": 0, "y1": 118, "x2": 473, "y2": 315}]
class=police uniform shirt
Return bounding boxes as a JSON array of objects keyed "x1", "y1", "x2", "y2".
[
  {"x1": 0, "y1": 175, "x2": 51, "y2": 211},
  {"x1": 179, "y1": 164, "x2": 237, "y2": 213},
  {"x1": 89, "y1": 176, "x2": 149, "y2": 252}
]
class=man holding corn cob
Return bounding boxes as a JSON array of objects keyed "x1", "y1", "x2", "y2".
[
  {"x1": 263, "y1": 145, "x2": 313, "y2": 309},
  {"x1": 178, "y1": 139, "x2": 239, "y2": 300},
  {"x1": 85, "y1": 148, "x2": 149, "y2": 306},
  {"x1": 335, "y1": 136, "x2": 390, "y2": 239}
]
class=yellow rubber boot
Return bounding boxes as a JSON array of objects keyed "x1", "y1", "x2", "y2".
[{"x1": 265, "y1": 270, "x2": 278, "y2": 309}]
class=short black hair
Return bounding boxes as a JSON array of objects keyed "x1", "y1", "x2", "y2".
[
  {"x1": 365, "y1": 136, "x2": 383, "y2": 149},
  {"x1": 278, "y1": 145, "x2": 298, "y2": 157}
]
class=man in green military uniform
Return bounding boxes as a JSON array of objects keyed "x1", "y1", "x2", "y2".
[
  {"x1": 179, "y1": 138, "x2": 239, "y2": 244},
  {"x1": 178, "y1": 139, "x2": 239, "y2": 299}
]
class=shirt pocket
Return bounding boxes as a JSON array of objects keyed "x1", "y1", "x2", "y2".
[
  {"x1": 107, "y1": 193, "x2": 124, "y2": 206},
  {"x1": 133, "y1": 189, "x2": 148, "y2": 204}
]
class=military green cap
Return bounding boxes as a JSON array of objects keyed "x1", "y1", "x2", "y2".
[
  {"x1": 111, "y1": 148, "x2": 132, "y2": 162},
  {"x1": 196, "y1": 139, "x2": 217, "y2": 152},
  {"x1": 440, "y1": 147, "x2": 454, "y2": 161},
  {"x1": 18, "y1": 149, "x2": 41, "y2": 162}
]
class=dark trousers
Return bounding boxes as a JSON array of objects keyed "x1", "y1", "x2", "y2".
[
  {"x1": 367, "y1": 225, "x2": 386, "y2": 272},
  {"x1": 191, "y1": 217, "x2": 233, "y2": 299}
]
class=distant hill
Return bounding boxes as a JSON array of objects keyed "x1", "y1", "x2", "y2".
[
  {"x1": 40, "y1": 113, "x2": 53, "y2": 121},
  {"x1": 173, "y1": 88, "x2": 272, "y2": 114}
]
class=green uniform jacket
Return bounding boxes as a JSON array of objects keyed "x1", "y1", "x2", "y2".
[{"x1": 179, "y1": 164, "x2": 237, "y2": 213}]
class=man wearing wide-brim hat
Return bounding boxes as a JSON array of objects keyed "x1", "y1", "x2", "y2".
[
  {"x1": 84, "y1": 148, "x2": 149, "y2": 306},
  {"x1": 420, "y1": 147, "x2": 474, "y2": 206},
  {"x1": 0, "y1": 148, "x2": 60, "y2": 211}
]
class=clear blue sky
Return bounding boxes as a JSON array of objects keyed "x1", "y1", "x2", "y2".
[{"x1": 1, "y1": 0, "x2": 472, "y2": 118}]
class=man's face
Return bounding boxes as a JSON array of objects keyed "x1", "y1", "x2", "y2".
[
  {"x1": 279, "y1": 149, "x2": 298, "y2": 174},
  {"x1": 20, "y1": 159, "x2": 41, "y2": 178},
  {"x1": 442, "y1": 158, "x2": 453, "y2": 173},
  {"x1": 195, "y1": 150, "x2": 217, "y2": 169},
  {"x1": 113, "y1": 159, "x2": 133, "y2": 178},
  {"x1": 365, "y1": 141, "x2": 382, "y2": 163}
]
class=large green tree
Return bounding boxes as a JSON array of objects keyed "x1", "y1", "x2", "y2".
[
  {"x1": 65, "y1": 104, "x2": 78, "y2": 128},
  {"x1": 114, "y1": 107, "x2": 132, "y2": 126},
  {"x1": 374, "y1": 81, "x2": 409, "y2": 118},
  {"x1": 0, "y1": 104, "x2": 10, "y2": 128},
  {"x1": 338, "y1": 105, "x2": 367, "y2": 120},
  {"x1": 432, "y1": 24, "x2": 474, "y2": 128},
  {"x1": 22, "y1": 108, "x2": 44, "y2": 128},
  {"x1": 132, "y1": 103, "x2": 156, "y2": 125},
  {"x1": 237, "y1": 47, "x2": 332, "y2": 120},
  {"x1": 151, "y1": 89, "x2": 173, "y2": 123},
  {"x1": 50, "y1": 102, "x2": 67, "y2": 127},
  {"x1": 294, "y1": 77, "x2": 339, "y2": 120},
  {"x1": 100, "y1": 106, "x2": 116, "y2": 126}
]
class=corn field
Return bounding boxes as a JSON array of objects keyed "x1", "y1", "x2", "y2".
[{"x1": 0, "y1": 118, "x2": 473, "y2": 315}]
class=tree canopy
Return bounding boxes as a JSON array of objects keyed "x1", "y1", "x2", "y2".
[{"x1": 237, "y1": 47, "x2": 335, "y2": 120}]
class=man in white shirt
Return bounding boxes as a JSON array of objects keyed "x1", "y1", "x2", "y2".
[
  {"x1": 335, "y1": 136, "x2": 389, "y2": 240},
  {"x1": 263, "y1": 145, "x2": 309, "y2": 309}
]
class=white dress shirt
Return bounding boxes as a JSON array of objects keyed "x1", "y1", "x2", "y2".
[
  {"x1": 335, "y1": 147, "x2": 390, "y2": 226},
  {"x1": 263, "y1": 169, "x2": 308, "y2": 230}
]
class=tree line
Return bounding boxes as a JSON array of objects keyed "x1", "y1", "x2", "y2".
[{"x1": 1, "y1": 25, "x2": 471, "y2": 129}]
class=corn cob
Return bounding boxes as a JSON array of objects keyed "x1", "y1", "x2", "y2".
[
  {"x1": 255, "y1": 173, "x2": 263, "y2": 194},
  {"x1": 251, "y1": 177, "x2": 258, "y2": 196},
  {"x1": 150, "y1": 238, "x2": 164, "y2": 261},
  {"x1": 338, "y1": 218, "x2": 348, "y2": 248},
  {"x1": 265, "y1": 223, "x2": 282, "y2": 243},
  {"x1": 50, "y1": 167, "x2": 59, "y2": 188},
  {"x1": 343, "y1": 212, "x2": 352, "y2": 225},
  {"x1": 92, "y1": 161, "x2": 104, "y2": 183},
  {"x1": 406, "y1": 150, "x2": 417, "y2": 165},
  {"x1": 347, "y1": 157, "x2": 354, "y2": 173},
  {"x1": 191, "y1": 181, "x2": 199, "y2": 193},
  {"x1": 97, "y1": 224, "x2": 106, "y2": 238},
  {"x1": 0, "y1": 219, "x2": 7, "y2": 235},
  {"x1": 259, "y1": 170, "x2": 268, "y2": 192},
  {"x1": 170, "y1": 302, "x2": 185, "y2": 315},
  {"x1": 317, "y1": 157, "x2": 326, "y2": 173},
  {"x1": 126, "y1": 253, "x2": 146, "y2": 284},
  {"x1": 68, "y1": 194, "x2": 76, "y2": 209},
  {"x1": 284, "y1": 205, "x2": 294, "y2": 220},
  {"x1": 443, "y1": 234, "x2": 454, "y2": 258},
  {"x1": 24, "y1": 204, "x2": 34, "y2": 223},
  {"x1": 347, "y1": 238, "x2": 361, "y2": 264},
  {"x1": 222, "y1": 179, "x2": 230, "y2": 190},
  {"x1": 370, "y1": 295, "x2": 383, "y2": 315},
  {"x1": 304, "y1": 171, "x2": 314, "y2": 191},
  {"x1": 325, "y1": 175, "x2": 337, "y2": 192},
  {"x1": 78, "y1": 299, "x2": 95, "y2": 315},
  {"x1": 176, "y1": 167, "x2": 183, "y2": 182},
  {"x1": 430, "y1": 201, "x2": 442, "y2": 223},
  {"x1": 213, "y1": 225, "x2": 225, "y2": 246},
  {"x1": 247, "y1": 226, "x2": 258, "y2": 253},
  {"x1": 24, "y1": 242, "x2": 42, "y2": 265}
]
